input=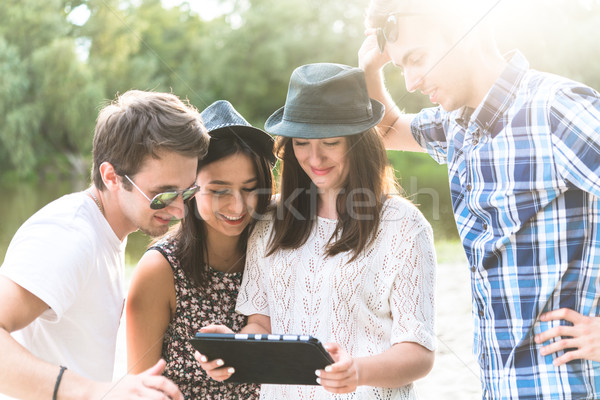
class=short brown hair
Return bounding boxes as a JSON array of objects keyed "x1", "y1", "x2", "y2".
[{"x1": 92, "y1": 90, "x2": 209, "y2": 190}]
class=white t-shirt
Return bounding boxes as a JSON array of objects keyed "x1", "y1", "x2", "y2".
[
  {"x1": 237, "y1": 196, "x2": 437, "y2": 400},
  {"x1": 0, "y1": 192, "x2": 126, "y2": 382}
]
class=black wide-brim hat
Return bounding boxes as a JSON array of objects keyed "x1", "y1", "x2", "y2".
[
  {"x1": 201, "y1": 100, "x2": 276, "y2": 166},
  {"x1": 264, "y1": 63, "x2": 385, "y2": 138}
]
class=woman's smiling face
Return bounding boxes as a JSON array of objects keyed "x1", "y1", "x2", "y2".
[
  {"x1": 194, "y1": 152, "x2": 259, "y2": 239},
  {"x1": 292, "y1": 137, "x2": 350, "y2": 193}
]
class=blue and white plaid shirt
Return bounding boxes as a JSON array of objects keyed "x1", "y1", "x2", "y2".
[{"x1": 412, "y1": 50, "x2": 600, "y2": 399}]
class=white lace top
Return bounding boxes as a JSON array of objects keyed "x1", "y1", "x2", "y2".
[{"x1": 237, "y1": 196, "x2": 437, "y2": 400}]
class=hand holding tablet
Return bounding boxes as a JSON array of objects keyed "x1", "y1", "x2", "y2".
[{"x1": 191, "y1": 332, "x2": 334, "y2": 385}]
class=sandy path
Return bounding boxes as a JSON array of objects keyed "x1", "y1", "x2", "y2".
[{"x1": 413, "y1": 261, "x2": 481, "y2": 399}]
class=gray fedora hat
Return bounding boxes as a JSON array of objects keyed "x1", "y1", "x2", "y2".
[
  {"x1": 201, "y1": 100, "x2": 276, "y2": 165},
  {"x1": 264, "y1": 63, "x2": 385, "y2": 138}
]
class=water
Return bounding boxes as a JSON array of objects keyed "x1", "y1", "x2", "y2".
[{"x1": 0, "y1": 181, "x2": 151, "y2": 267}]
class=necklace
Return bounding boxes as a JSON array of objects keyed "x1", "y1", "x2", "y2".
[{"x1": 87, "y1": 188, "x2": 105, "y2": 216}]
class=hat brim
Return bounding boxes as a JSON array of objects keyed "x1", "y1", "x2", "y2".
[
  {"x1": 209, "y1": 125, "x2": 276, "y2": 165},
  {"x1": 264, "y1": 99, "x2": 385, "y2": 138}
]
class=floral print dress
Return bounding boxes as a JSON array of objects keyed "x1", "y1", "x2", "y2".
[{"x1": 152, "y1": 238, "x2": 260, "y2": 400}]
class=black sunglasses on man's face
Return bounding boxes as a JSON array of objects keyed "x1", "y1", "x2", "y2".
[
  {"x1": 125, "y1": 175, "x2": 200, "y2": 210},
  {"x1": 376, "y1": 12, "x2": 430, "y2": 54}
]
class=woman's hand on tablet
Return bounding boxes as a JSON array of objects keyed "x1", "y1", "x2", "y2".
[
  {"x1": 194, "y1": 324, "x2": 235, "y2": 381},
  {"x1": 315, "y1": 342, "x2": 359, "y2": 394},
  {"x1": 199, "y1": 324, "x2": 234, "y2": 334},
  {"x1": 194, "y1": 350, "x2": 235, "y2": 382}
]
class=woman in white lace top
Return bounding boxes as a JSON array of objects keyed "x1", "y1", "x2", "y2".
[{"x1": 198, "y1": 63, "x2": 437, "y2": 400}]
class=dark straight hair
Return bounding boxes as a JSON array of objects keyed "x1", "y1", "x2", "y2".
[
  {"x1": 267, "y1": 128, "x2": 398, "y2": 262},
  {"x1": 165, "y1": 134, "x2": 274, "y2": 289}
]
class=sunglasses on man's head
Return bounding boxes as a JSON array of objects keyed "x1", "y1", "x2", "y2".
[
  {"x1": 376, "y1": 12, "x2": 430, "y2": 54},
  {"x1": 124, "y1": 175, "x2": 200, "y2": 210}
]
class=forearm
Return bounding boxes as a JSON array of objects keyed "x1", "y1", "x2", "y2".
[
  {"x1": 363, "y1": 66, "x2": 398, "y2": 127},
  {"x1": 0, "y1": 328, "x2": 55, "y2": 399},
  {"x1": 0, "y1": 328, "x2": 97, "y2": 400},
  {"x1": 356, "y1": 342, "x2": 434, "y2": 388},
  {"x1": 240, "y1": 313, "x2": 271, "y2": 335},
  {"x1": 363, "y1": 68, "x2": 423, "y2": 152},
  {"x1": 240, "y1": 322, "x2": 271, "y2": 335}
]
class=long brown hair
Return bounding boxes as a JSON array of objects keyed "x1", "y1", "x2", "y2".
[
  {"x1": 267, "y1": 128, "x2": 397, "y2": 261},
  {"x1": 165, "y1": 134, "x2": 274, "y2": 288}
]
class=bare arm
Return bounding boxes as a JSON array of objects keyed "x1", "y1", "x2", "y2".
[
  {"x1": 0, "y1": 275, "x2": 183, "y2": 400},
  {"x1": 126, "y1": 250, "x2": 175, "y2": 374},
  {"x1": 317, "y1": 341, "x2": 433, "y2": 393},
  {"x1": 240, "y1": 313, "x2": 271, "y2": 335},
  {"x1": 356, "y1": 342, "x2": 433, "y2": 387},
  {"x1": 358, "y1": 31, "x2": 423, "y2": 152},
  {"x1": 0, "y1": 275, "x2": 61, "y2": 399}
]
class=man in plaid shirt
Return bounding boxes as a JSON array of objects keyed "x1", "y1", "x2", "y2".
[{"x1": 359, "y1": 0, "x2": 600, "y2": 399}]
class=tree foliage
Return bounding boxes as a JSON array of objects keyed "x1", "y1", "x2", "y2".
[
  {"x1": 0, "y1": 0, "x2": 598, "y2": 237},
  {"x1": 0, "y1": 0, "x2": 101, "y2": 180}
]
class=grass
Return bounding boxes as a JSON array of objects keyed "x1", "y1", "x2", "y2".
[{"x1": 434, "y1": 239, "x2": 468, "y2": 265}]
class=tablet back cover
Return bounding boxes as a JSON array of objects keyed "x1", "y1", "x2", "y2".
[{"x1": 190, "y1": 333, "x2": 333, "y2": 385}]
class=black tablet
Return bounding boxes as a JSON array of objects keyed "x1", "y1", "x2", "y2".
[{"x1": 190, "y1": 332, "x2": 334, "y2": 385}]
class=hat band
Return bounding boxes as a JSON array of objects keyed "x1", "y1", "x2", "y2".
[{"x1": 283, "y1": 104, "x2": 373, "y2": 124}]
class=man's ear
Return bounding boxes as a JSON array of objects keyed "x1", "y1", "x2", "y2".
[{"x1": 99, "y1": 162, "x2": 120, "y2": 192}]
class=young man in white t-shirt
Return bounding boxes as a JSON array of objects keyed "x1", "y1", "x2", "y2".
[{"x1": 0, "y1": 90, "x2": 209, "y2": 399}]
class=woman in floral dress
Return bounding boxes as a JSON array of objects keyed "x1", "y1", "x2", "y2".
[{"x1": 126, "y1": 100, "x2": 275, "y2": 399}]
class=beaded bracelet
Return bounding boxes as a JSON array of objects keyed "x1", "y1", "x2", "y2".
[{"x1": 53, "y1": 366, "x2": 67, "y2": 400}]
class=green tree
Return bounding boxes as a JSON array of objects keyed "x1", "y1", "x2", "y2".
[
  {"x1": 0, "y1": 37, "x2": 37, "y2": 177},
  {"x1": 193, "y1": 0, "x2": 369, "y2": 124},
  {"x1": 0, "y1": 0, "x2": 102, "y2": 181},
  {"x1": 83, "y1": 0, "x2": 145, "y2": 98},
  {"x1": 0, "y1": 0, "x2": 599, "y2": 241},
  {"x1": 30, "y1": 38, "x2": 102, "y2": 179}
]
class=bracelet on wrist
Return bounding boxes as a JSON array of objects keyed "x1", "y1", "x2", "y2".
[
  {"x1": 53, "y1": 366, "x2": 67, "y2": 400},
  {"x1": 385, "y1": 115, "x2": 401, "y2": 135}
]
